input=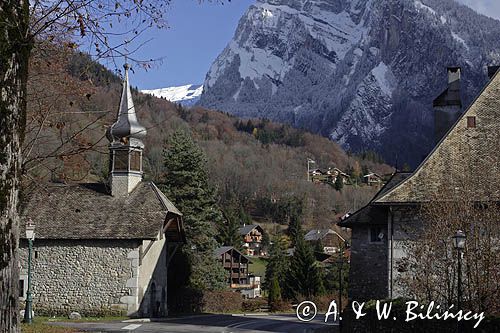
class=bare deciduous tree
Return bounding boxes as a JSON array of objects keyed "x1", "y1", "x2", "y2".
[
  {"x1": 400, "y1": 146, "x2": 500, "y2": 315},
  {"x1": 1, "y1": 0, "x2": 173, "y2": 330}
]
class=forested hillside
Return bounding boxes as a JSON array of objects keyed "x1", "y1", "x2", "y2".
[{"x1": 24, "y1": 46, "x2": 392, "y2": 234}]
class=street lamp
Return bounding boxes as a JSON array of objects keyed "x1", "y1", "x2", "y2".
[
  {"x1": 452, "y1": 230, "x2": 466, "y2": 310},
  {"x1": 337, "y1": 241, "x2": 349, "y2": 330},
  {"x1": 24, "y1": 219, "x2": 35, "y2": 324}
]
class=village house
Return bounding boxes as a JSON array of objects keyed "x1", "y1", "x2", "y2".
[
  {"x1": 310, "y1": 167, "x2": 350, "y2": 185},
  {"x1": 214, "y1": 246, "x2": 261, "y2": 298},
  {"x1": 19, "y1": 64, "x2": 186, "y2": 317},
  {"x1": 339, "y1": 66, "x2": 500, "y2": 302},
  {"x1": 239, "y1": 224, "x2": 264, "y2": 256},
  {"x1": 309, "y1": 168, "x2": 327, "y2": 183},
  {"x1": 363, "y1": 172, "x2": 382, "y2": 186},
  {"x1": 304, "y1": 229, "x2": 347, "y2": 254},
  {"x1": 327, "y1": 167, "x2": 350, "y2": 184}
]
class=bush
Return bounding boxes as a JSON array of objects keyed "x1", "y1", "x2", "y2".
[
  {"x1": 168, "y1": 288, "x2": 243, "y2": 314},
  {"x1": 202, "y1": 291, "x2": 243, "y2": 313},
  {"x1": 270, "y1": 300, "x2": 292, "y2": 313},
  {"x1": 242, "y1": 298, "x2": 268, "y2": 312}
]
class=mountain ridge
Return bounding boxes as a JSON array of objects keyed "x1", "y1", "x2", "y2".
[
  {"x1": 142, "y1": 84, "x2": 203, "y2": 106},
  {"x1": 199, "y1": 0, "x2": 500, "y2": 166}
]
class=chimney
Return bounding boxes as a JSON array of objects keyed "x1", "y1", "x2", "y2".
[
  {"x1": 488, "y1": 66, "x2": 500, "y2": 79},
  {"x1": 433, "y1": 67, "x2": 462, "y2": 144}
]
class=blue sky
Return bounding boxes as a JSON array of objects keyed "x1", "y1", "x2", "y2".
[
  {"x1": 112, "y1": 0, "x2": 254, "y2": 90},
  {"x1": 457, "y1": 0, "x2": 500, "y2": 20},
  {"x1": 102, "y1": 0, "x2": 499, "y2": 90}
]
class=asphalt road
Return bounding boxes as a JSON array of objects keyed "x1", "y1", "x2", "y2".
[{"x1": 53, "y1": 314, "x2": 338, "y2": 333}]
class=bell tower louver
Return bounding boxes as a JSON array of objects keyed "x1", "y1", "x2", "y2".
[{"x1": 106, "y1": 64, "x2": 147, "y2": 197}]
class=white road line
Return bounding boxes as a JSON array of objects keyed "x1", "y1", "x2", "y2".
[{"x1": 122, "y1": 323, "x2": 142, "y2": 330}]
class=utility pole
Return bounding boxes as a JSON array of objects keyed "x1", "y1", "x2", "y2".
[{"x1": 307, "y1": 158, "x2": 315, "y2": 182}]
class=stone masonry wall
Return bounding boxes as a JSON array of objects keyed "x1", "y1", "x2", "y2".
[
  {"x1": 19, "y1": 239, "x2": 140, "y2": 316},
  {"x1": 390, "y1": 206, "x2": 423, "y2": 299}
]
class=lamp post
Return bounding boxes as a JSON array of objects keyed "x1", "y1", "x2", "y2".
[
  {"x1": 337, "y1": 241, "x2": 348, "y2": 331},
  {"x1": 452, "y1": 230, "x2": 466, "y2": 310},
  {"x1": 24, "y1": 219, "x2": 36, "y2": 324}
]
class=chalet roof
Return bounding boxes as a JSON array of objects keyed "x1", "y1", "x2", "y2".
[
  {"x1": 214, "y1": 246, "x2": 252, "y2": 263},
  {"x1": 238, "y1": 224, "x2": 263, "y2": 235},
  {"x1": 20, "y1": 181, "x2": 182, "y2": 240},
  {"x1": 338, "y1": 173, "x2": 411, "y2": 228},
  {"x1": 375, "y1": 70, "x2": 500, "y2": 204},
  {"x1": 364, "y1": 173, "x2": 381, "y2": 178},
  {"x1": 304, "y1": 229, "x2": 345, "y2": 242},
  {"x1": 214, "y1": 246, "x2": 234, "y2": 257}
]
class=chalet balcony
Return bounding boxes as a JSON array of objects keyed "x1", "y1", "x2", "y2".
[
  {"x1": 224, "y1": 262, "x2": 248, "y2": 269},
  {"x1": 230, "y1": 283, "x2": 260, "y2": 289},
  {"x1": 230, "y1": 273, "x2": 247, "y2": 278}
]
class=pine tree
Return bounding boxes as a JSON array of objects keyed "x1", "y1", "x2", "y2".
[
  {"x1": 268, "y1": 276, "x2": 282, "y2": 311},
  {"x1": 264, "y1": 235, "x2": 289, "y2": 291},
  {"x1": 161, "y1": 130, "x2": 226, "y2": 291},
  {"x1": 217, "y1": 208, "x2": 242, "y2": 249},
  {"x1": 334, "y1": 175, "x2": 344, "y2": 191},
  {"x1": 285, "y1": 197, "x2": 304, "y2": 247},
  {"x1": 286, "y1": 231, "x2": 325, "y2": 299}
]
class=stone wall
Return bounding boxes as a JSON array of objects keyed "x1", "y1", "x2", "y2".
[
  {"x1": 390, "y1": 206, "x2": 423, "y2": 298},
  {"x1": 348, "y1": 221, "x2": 389, "y2": 302},
  {"x1": 19, "y1": 239, "x2": 140, "y2": 316}
]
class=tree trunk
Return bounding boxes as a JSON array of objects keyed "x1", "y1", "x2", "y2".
[{"x1": 0, "y1": 0, "x2": 31, "y2": 331}]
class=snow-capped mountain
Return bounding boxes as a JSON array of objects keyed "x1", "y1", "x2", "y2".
[
  {"x1": 199, "y1": 0, "x2": 500, "y2": 166},
  {"x1": 142, "y1": 84, "x2": 203, "y2": 106}
]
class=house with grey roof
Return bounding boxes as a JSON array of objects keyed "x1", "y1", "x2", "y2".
[
  {"x1": 238, "y1": 224, "x2": 264, "y2": 256},
  {"x1": 339, "y1": 67, "x2": 500, "y2": 302},
  {"x1": 304, "y1": 229, "x2": 346, "y2": 254},
  {"x1": 19, "y1": 64, "x2": 185, "y2": 318},
  {"x1": 214, "y1": 246, "x2": 252, "y2": 287}
]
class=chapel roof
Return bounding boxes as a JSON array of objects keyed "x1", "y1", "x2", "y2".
[{"x1": 20, "y1": 181, "x2": 182, "y2": 240}]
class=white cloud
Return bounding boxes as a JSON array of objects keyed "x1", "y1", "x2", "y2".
[{"x1": 456, "y1": 0, "x2": 500, "y2": 20}]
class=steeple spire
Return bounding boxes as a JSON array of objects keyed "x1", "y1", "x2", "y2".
[
  {"x1": 106, "y1": 63, "x2": 147, "y2": 146},
  {"x1": 106, "y1": 63, "x2": 146, "y2": 197}
]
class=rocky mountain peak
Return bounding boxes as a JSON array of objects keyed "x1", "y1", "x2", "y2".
[{"x1": 199, "y1": 0, "x2": 500, "y2": 166}]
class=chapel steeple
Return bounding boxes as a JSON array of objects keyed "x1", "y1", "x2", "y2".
[{"x1": 106, "y1": 63, "x2": 147, "y2": 197}]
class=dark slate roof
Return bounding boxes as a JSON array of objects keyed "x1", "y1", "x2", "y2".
[
  {"x1": 375, "y1": 71, "x2": 500, "y2": 204},
  {"x1": 304, "y1": 229, "x2": 346, "y2": 242},
  {"x1": 338, "y1": 173, "x2": 411, "y2": 228},
  {"x1": 214, "y1": 246, "x2": 235, "y2": 257},
  {"x1": 214, "y1": 246, "x2": 252, "y2": 263},
  {"x1": 238, "y1": 224, "x2": 263, "y2": 235},
  {"x1": 20, "y1": 181, "x2": 181, "y2": 240}
]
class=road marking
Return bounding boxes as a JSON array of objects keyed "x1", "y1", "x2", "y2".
[{"x1": 122, "y1": 324, "x2": 142, "y2": 330}]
